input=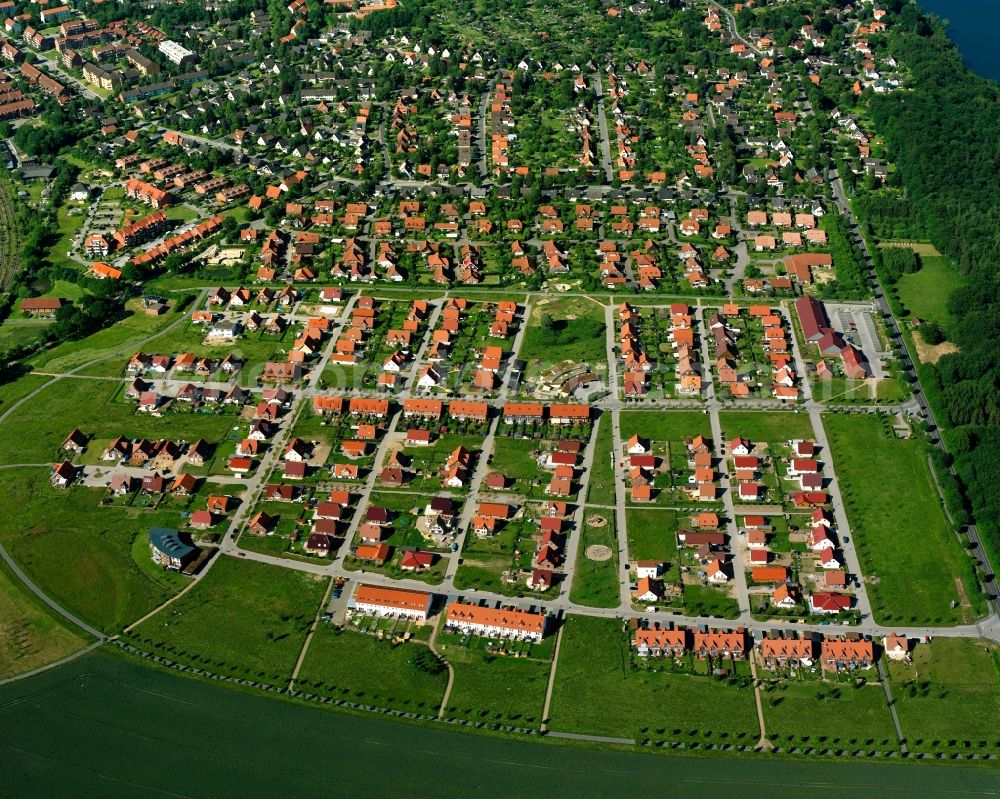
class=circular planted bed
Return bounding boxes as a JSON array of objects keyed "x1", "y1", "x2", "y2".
[{"x1": 585, "y1": 544, "x2": 613, "y2": 562}]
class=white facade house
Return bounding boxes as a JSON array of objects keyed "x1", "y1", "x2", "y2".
[
  {"x1": 444, "y1": 602, "x2": 546, "y2": 642},
  {"x1": 158, "y1": 39, "x2": 196, "y2": 65},
  {"x1": 635, "y1": 561, "x2": 662, "y2": 579},
  {"x1": 352, "y1": 584, "x2": 432, "y2": 621}
]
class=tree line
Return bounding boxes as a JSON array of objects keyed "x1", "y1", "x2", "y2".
[{"x1": 865, "y1": 7, "x2": 1000, "y2": 561}]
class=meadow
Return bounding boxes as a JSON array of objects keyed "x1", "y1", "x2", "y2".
[
  {"x1": 569, "y1": 508, "x2": 620, "y2": 608},
  {"x1": 519, "y1": 296, "x2": 606, "y2": 366},
  {"x1": 0, "y1": 559, "x2": 89, "y2": 679},
  {"x1": 130, "y1": 556, "x2": 328, "y2": 683},
  {"x1": 0, "y1": 377, "x2": 236, "y2": 466},
  {"x1": 296, "y1": 625, "x2": 446, "y2": 713},
  {"x1": 896, "y1": 255, "x2": 963, "y2": 327},
  {"x1": 824, "y1": 414, "x2": 981, "y2": 625},
  {"x1": 717, "y1": 411, "x2": 814, "y2": 444},
  {"x1": 887, "y1": 638, "x2": 1000, "y2": 755},
  {"x1": 548, "y1": 615, "x2": 758, "y2": 741},
  {"x1": 0, "y1": 469, "x2": 188, "y2": 634}
]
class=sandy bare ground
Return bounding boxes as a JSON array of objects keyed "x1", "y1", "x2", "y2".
[
  {"x1": 913, "y1": 330, "x2": 958, "y2": 364},
  {"x1": 585, "y1": 544, "x2": 612, "y2": 562}
]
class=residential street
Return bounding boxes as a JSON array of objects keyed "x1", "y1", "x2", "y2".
[
  {"x1": 103, "y1": 282, "x2": 996, "y2": 646},
  {"x1": 4, "y1": 0, "x2": 996, "y2": 686}
]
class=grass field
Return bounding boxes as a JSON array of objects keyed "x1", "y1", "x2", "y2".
[
  {"x1": 7, "y1": 653, "x2": 996, "y2": 797},
  {"x1": 164, "y1": 205, "x2": 200, "y2": 223},
  {"x1": 682, "y1": 584, "x2": 740, "y2": 620},
  {"x1": 0, "y1": 373, "x2": 50, "y2": 416},
  {"x1": 130, "y1": 557, "x2": 328, "y2": 683},
  {"x1": 0, "y1": 469, "x2": 188, "y2": 634},
  {"x1": 619, "y1": 410, "x2": 712, "y2": 445},
  {"x1": 0, "y1": 319, "x2": 49, "y2": 353},
  {"x1": 548, "y1": 615, "x2": 758, "y2": 741},
  {"x1": 888, "y1": 638, "x2": 1000, "y2": 754},
  {"x1": 760, "y1": 681, "x2": 898, "y2": 749},
  {"x1": 0, "y1": 377, "x2": 235, "y2": 465},
  {"x1": 442, "y1": 646, "x2": 550, "y2": 726},
  {"x1": 878, "y1": 241, "x2": 941, "y2": 257},
  {"x1": 44, "y1": 203, "x2": 86, "y2": 272},
  {"x1": 813, "y1": 375, "x2": 911, "y2": 404},
  {"x1": 0, "y1": 559, "x2": 89, "y2": 679},
  {"x1": 296, "y1": 625, "x2": 446, "y2": 713},
  {"x1": 896, "y1": 255, "x2": 963, "y2": 327},
  {"x1": 487, "y1": 437, "x2": 544, "y2": 490},
  {"x1": 520, "y1": 296, "x2": 606, "y2": 365},
  {"x1": 569, "y1": 508, "x2": 620, "y2": 608},
  {"x1": 586, "y1": 414, "x2": 615, "y2": 505},
  {"x1": 39, "y1": 279, "x2": 86, "y2": 302},
  {"x1": 824, "y1": 415, "x2": 981, "y2": 625},
  {"x1": 27, "y1": 300, "x2": 181, "y2": 374},
  {"x1": 625, "y1": 508, "x2": 678, "y2": 564},
  {"x1": 718, "y1": 411, "x2": 813, "y2": 444}
]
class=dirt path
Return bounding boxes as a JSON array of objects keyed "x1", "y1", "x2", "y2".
[
  {"x1": 540, "y1": 623, "x2": 564, "y2": 732},
  {"x1": 428, "y1": 620, "x2": 454, "y2": 719},
  {"x1": 748, "y1": 654, "x2": 772, "y2": 751},
  {"x1": 955, "y1": 576, "x2": 972, "y2": 609},
  {"x1": 288, "y1": 576, "x2": 335, "y2": 691}
]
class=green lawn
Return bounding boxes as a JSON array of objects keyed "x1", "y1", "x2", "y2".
[
  {"x1": 888, "y1": 638, "x2": 1000, "y2": 754},
  {"x1": 296, "y1": 625, "x2": 446, "y2": 713},
  {"x1": 0, "y1": 373, "x2": 50, "y2": 416},
  {"x1": 0, "y1": 319, "x2": 49, "y2": 353},
  {"x1": 824, "y1": 415, "x2": 981, "y2": 625},
  {"x1": 441, "y1": 644, "x2": 550, "y2": 727},
  {"x1": 586, "y1": 414, "x2": 615, "y2": 505},
  {"x1": 718, "y1": 411, "x2": 813, "y2": 444},
  {"x1": 682, "y1": 584, "x2": 740, "y2": 620},
  {"x1": 813, "y1": 375, "x2": 911, "y2": 405},
  {"x1": 40, "y1": 279, "x2": 86, "y2": 302},
  {"x1": 569, "y1": 509, "x2": 620, "y2": 608},
  {"x1": 896, "y1": 255, "x2": 963, "y2": 327},
  {"x1": 28, "y1": 301, "x2": 181, "y2": 374},
  {"x1": 548, "y1": 615, "x2": 758, "y2": 741},
  {"x1": 625, "y1": 508, "x2": 678, "y2": 564},
  {"x1": 619, "y1": 410, "x2": 712, "y2": 446},
  {"x1": 0, "y1": 378, "x2": 235, "y2": 466},
  {"x1": 761, "y1": 681, "x2": 898, "y2": 749},
  {"x1": 45, "y1": 203, "x2": 86, "y2": 272},
  {"x1": 0, "y1": 469, "x2": 188, "y2": 634},
  {"x1": 164, "y1": 205, "x2": 200, "y2": 224},
  {"x1": 519, "y1": 296, "x2": 606, "y2": 365},
  {"x1": 130, "y1": 557, "x2": 328, "y2": 683},
  {"x1": 487, "y1": 438, "x2": 543, "y2": 484},
  {"x1": 0, "y1": 558, "x2": 90, "y2": 680}
]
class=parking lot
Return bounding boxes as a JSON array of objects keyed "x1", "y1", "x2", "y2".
[{"x1": 825, "y1": 302, "x2": 886, "y2": 379}]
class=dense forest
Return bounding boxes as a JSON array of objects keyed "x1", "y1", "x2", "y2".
[{"x1": 866, "y1": 7, "x2": 1000, "y2": 558}]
